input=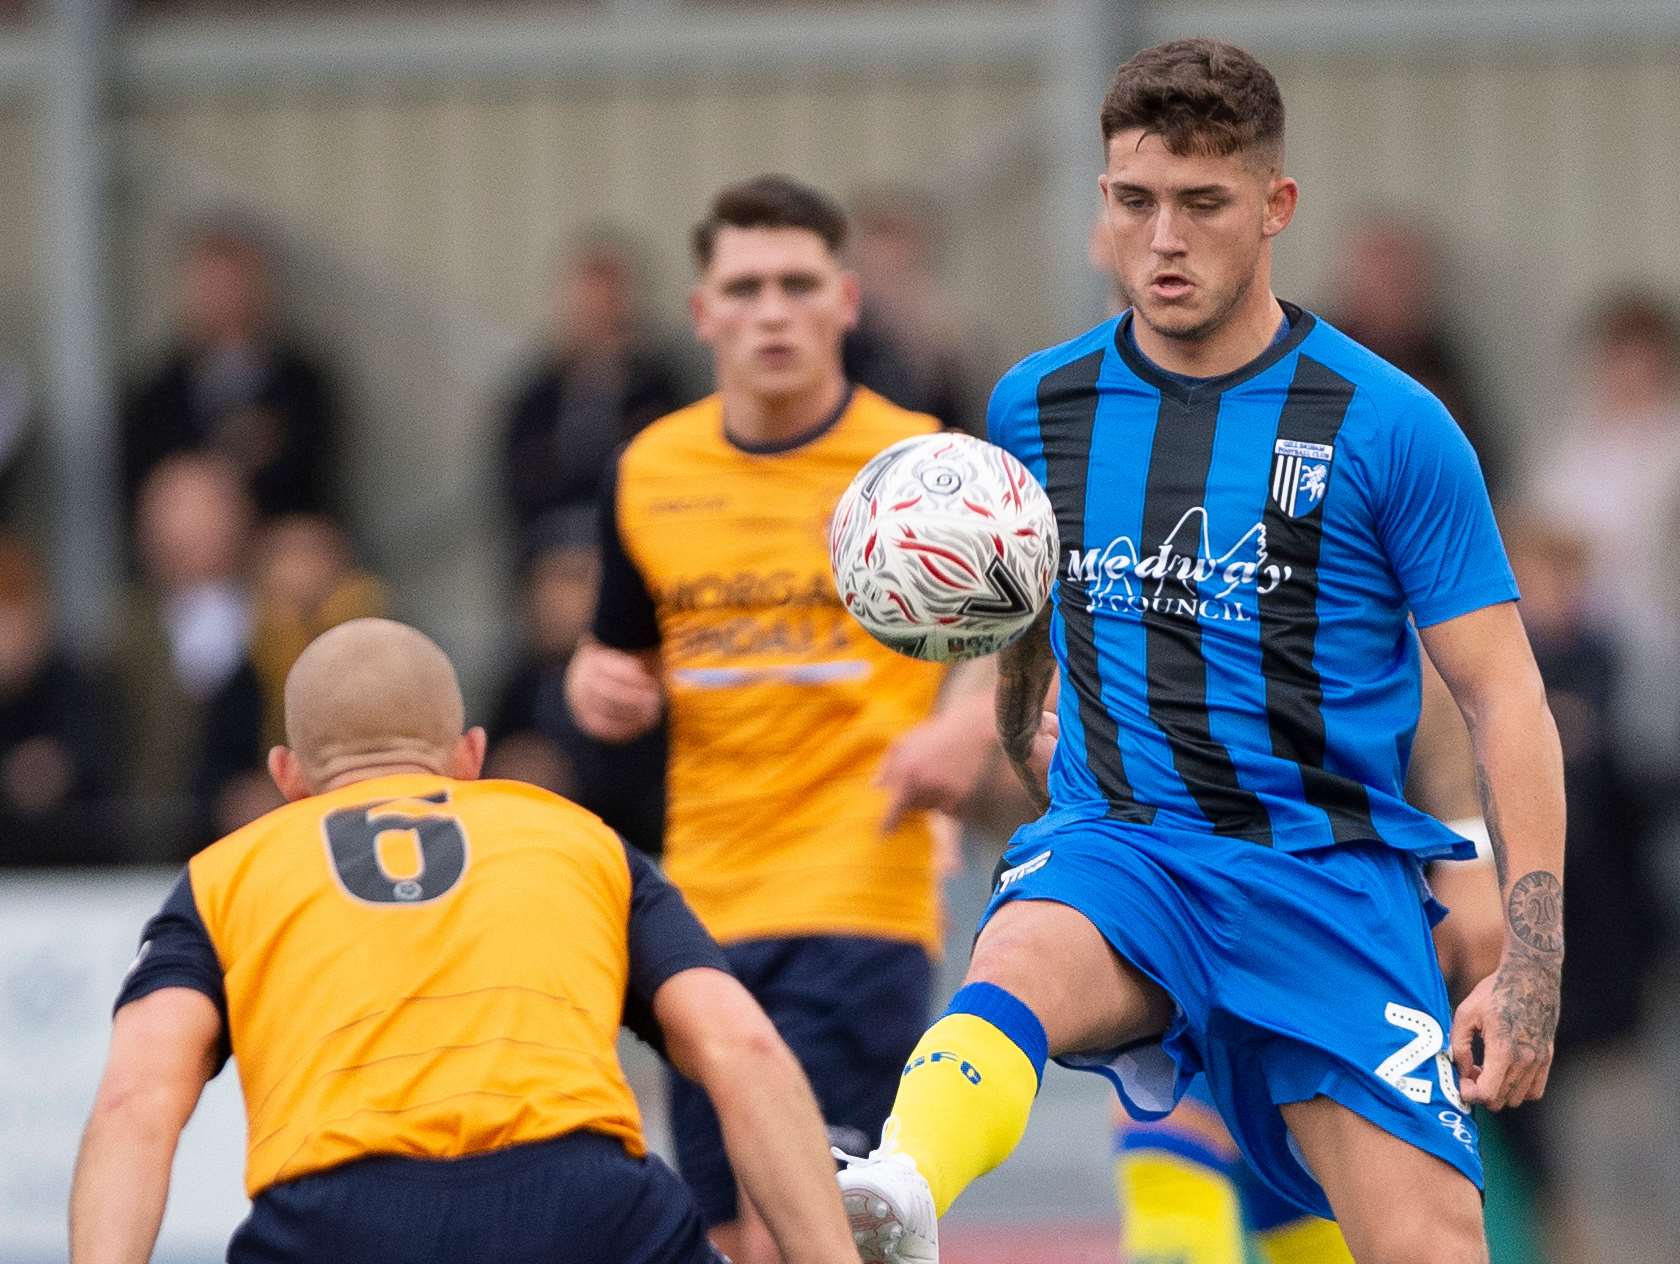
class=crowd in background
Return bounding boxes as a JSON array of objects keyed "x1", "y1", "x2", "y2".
[{"x1": 0, "y1": 195, "x2": 1676, "y2": 1262}]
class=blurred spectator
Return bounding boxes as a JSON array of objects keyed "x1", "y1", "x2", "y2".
[
  {"x1": 245, "y1": 513, "x2": 388, "y2": 752},
  {"x1": 500, "y1": 228, "x2": 691, "y2": 567},
  {"x1": 486, "y1": 507, "x2": 665, "y2": 856},
  {"x1": 0, "y1": 533, "x2": 121, "y2": 866},
  {"x1": 1325, "y1": 211, "x2": 1504, "y2": 493},
  {"x1": 187, "y1": 513, "x2": 393, "y2": 837},
  {"x1": 1523, "y1": 288, "x2": 1680, "y2": 784},
  {"x1": 843, "y1": 187, "x2": 983, "y2": 436},
  {"x1": 120, "y1": 217, "x2": 339, "y2": 525},
  {"x1": 110, "y1": 452, "x2": 265, "y2": 860},
  {"x1": 1496, "y1": 510, "x2": 1664, "y2": 1264},
  {"x1": 0, "y1": 357, "x2": 34, "y2": 524}
]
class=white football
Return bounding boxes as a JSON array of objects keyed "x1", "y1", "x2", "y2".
[{"x1": 829, "y1": 432, "x2": 1059, "y2": 662}]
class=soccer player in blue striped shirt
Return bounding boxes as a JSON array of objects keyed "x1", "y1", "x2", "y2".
[{"x1": 838, "y1": 38, "x2": 1564, "y2": 1264}]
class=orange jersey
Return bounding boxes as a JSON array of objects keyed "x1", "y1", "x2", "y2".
[
  {"x1": 168, "y1": 776, "x2": 657, "y2": 1197},
  {"x1": 596, "y1": 387, "x2": 947, "y2": 949}
]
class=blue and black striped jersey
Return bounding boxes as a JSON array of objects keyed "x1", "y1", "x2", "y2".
[{"x1": 988, "y1": 303, "x2": 1517, "y2": 855}]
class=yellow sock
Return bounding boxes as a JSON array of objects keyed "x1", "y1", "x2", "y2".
[
  {"x1": 1118, "y1": 1150, "x2": 1246, "y2": 1264},
  {"x1": 879, "y1": 984, "x2": 1045, "y2": 1216},
  {"x1": 1256, "y1": 1215, "x2": 1356, "y2": 1264}
]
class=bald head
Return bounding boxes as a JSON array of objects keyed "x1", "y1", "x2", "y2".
[{"x1": 280, "y1": 619, "x2": 471, "y2": 792}]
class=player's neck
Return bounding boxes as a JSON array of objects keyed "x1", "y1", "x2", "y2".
[
  {"x1": 1133, "y1": 289, "x2": 1286, "y2": 380},
  {"x1": 720, "y1": 373, "x2": 849, "y2": 451},
  {"x1": 312, "y1": 761, "x2": 449, "y2": 794}
]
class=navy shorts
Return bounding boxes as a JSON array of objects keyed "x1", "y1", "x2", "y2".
[
  {"x1": 988, "y1": 809, "x2": 1482, "y2": 1220},
  {"x1": 227, "y1": 1130, "x2": 722, "y2": 1264},
  {"x1": 667, "y1": 934, "x2": 932, "y2": 1227}
]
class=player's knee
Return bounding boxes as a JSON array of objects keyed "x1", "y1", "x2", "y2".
[
  {"x1": 966, "y1": 900, "x2": 1084, "y2": 992},
  {"x1": 964, "y1": 934, "x2": 1035, "y2": 995}
]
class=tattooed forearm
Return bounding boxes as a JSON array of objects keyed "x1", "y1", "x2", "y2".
[
  {"x1": 1491, "y1": 947, "x2": 1561, "y2": 1064},
  {"x1": 996, "y1": 608, "x2": 1054, "y2": 763},
  {"x1": 1506, "y1": 870, "x2": 1564, "y2": 956},
  {"x1": 1474, "y1": 763, "x2": 1509, "y2": 890}
]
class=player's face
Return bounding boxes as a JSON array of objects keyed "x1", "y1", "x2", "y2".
[
  {"x1": 1098, "y1": 130, "x2": 1296, "y2": 344},
  {"x1": 692, "y1": 226, "x2": 860, "y2": 403}
]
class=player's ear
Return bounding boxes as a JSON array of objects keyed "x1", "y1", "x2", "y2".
[
  {"x1": 688, "y1": 287, "x2": 713, "y2": 344},
  {"x1": 268, "y1": 746, "x2": 312, "y2": 802},
  {"x1": 1262, "y1": 175, "x2": 1299, "y2": 239},
  {"x1": 838, "y1": 269, "x2": 862, "y2": 332},
  {"x1": 450, "y1": 726, "x2": 488, "y2": 781}
]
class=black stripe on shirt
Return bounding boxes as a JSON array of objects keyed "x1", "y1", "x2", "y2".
[
  {"x1": 591, "y1": 446, "x2": 662, "y2": 652},
  {"x1": 1034, "y1": 351, "x2": 1153, "y2": 823},
  {"x1": 1141, "y1": 391, "x2": 1272, "y2": 841},
  {"x1": 115, "y1": 868, "x2": 232, "y2": 1072},
  {"x1": 1258, "y1": 354, "x2": 1375, "y2": 842},
  {"x1": 619, "y1": 840, "x2": 732, "y2": 1054}
]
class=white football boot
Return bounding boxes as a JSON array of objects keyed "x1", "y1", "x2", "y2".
[{"x1": 834, "y1": 1148, "x2": 939, "y2": 1263}]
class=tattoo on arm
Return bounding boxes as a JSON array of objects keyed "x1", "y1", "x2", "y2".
[
  {"x1": 1494, "y1": 870, "x2": 1563, "y2": 1070},
  {"x1": 1507, "y1": 870, "x2": 1564, "y2": 956},
  {"x1": 996, "y1": 608, "x2": 1054, "y2": 764},
  {"x1": 1474, "y1": 764, "x2": 1509, "y2": 890}
]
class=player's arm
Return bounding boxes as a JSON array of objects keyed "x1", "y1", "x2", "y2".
[
  {"x1": 876, "y1": 656, "x2": 999, "y2": 829},
  {"x1": 70, "y1": 988, "x2": 221, "y2": 1264},
  {"x1": 655, "y1": 970, "x2": 857, "y2": 1264},
  {"x1": 565, "y1": 454, "x2": 664, "y2": 744},
  {"x1": 70, "y1": 869, "x2": 230, "y2": 1264},
  {"x1": 616, "y1": 843, "x2": 854, "y2": 1264},
  {"x1": 1419, "y1": 602, "x2": 1565, "y2": 1110},
  {"x1": 996, "y1": 605, "x2": 1058, "y2": 812},
  {"x1": 1410, "y1": 654, "x2": 1504, "y2": 1000}
]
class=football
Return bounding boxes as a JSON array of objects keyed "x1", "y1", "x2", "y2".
[{"x1": 828, "y1": 432, "x2": 1059, "y2": 662}]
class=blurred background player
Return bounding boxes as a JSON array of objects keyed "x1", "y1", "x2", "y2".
[
  {"x1": 565, "y1": 175, "x2": 987, "y2": 1264},
  {"x1": 69, "y1": 618, "x2": 859, "y2": 1264}
]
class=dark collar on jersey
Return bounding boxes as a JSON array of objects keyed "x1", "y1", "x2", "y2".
[
  {"x1": 723, "y1": 382, "x2": 855, "y2": 455},
  {"x1": 1114, "y1": 301, "x2": 1315, "y2": 402}
]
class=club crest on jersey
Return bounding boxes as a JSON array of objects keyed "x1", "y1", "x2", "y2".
[{"x1": 1271, "y1": 439, "x2": 1334, "y2": 518}]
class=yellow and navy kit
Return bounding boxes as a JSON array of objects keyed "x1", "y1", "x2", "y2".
[
  {"x1": 593, "y1": 386, "x2": 946, "y2": 949},
  {"x1": 114, "y1": 774, "x2": 726, "y2": 1198}
]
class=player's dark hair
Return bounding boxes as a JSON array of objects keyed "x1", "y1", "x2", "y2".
[
  {"x1": 691, "y1": 175, "x2": 848, "y2": 268},
  {"x1": 1100, "y1": 38, "x2": 1285, "y2": 167}
]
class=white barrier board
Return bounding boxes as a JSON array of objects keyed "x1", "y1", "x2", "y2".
[{"x1": 0, "y1": 869, "x2": 248, "y2": 1262}]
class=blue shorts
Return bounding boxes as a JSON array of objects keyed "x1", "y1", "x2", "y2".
[
  {"x1": 987, "y1": 810, "x2": 1481, "y2": 1220},
  {"x1": 667, "y1": 934, "x2": 932, "y2": 1226},
  {"x1": 227, "y1": 1130, "x2": 721, "y2": 1264}
]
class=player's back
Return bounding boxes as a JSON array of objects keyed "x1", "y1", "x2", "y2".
[{"x1": 187, "y1": 774, "x2": 646, "y2": 1196}]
